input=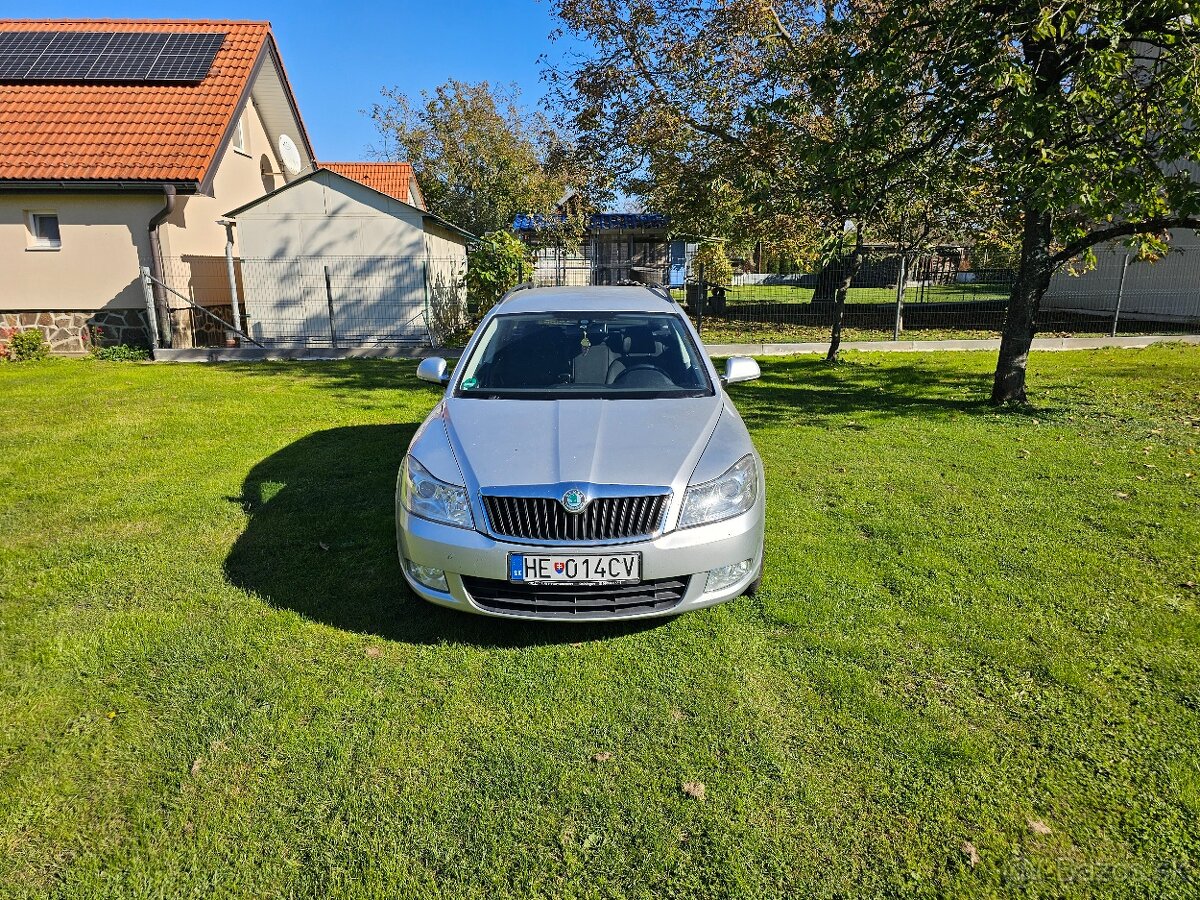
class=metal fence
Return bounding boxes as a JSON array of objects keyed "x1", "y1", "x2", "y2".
[
  {"x1": 698, "y1": 247, "x2": 1200, "y2": 342},
  {"x1": 154, "y1": 246, "x2": 1199, "y2": 351},
  {"x1": 529, "y1": 246, "x2": 1200, "y2": 343},
  {"x1": 157, "y1": 255, "x2": 467, "y2": 349}
]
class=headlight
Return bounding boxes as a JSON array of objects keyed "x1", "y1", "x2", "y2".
[
  {"x1": 401, "y1": 456, "x2": 474, "y2": 529},
  {"x1": 679, "y1": 454, "x2": 757, "y2": 528}
]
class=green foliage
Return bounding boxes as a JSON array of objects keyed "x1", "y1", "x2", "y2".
[
  {"x1": 465, "y1": 231, "x2": 531, "y2": 318},
  {"x1": 426, "y1": 263, "x2": 470, "y2": 347},
  {"x1": 4, "y1": 328, "x2": 49, "y2": 361},
  {"x1": 90, "y1": 343, "x2": 150, "y2": 362},
  {"x1": 370, "y1": 79, "x2": 594, "y2": 238},
  {"x1": 692, "y1": 242, "x2": 734, "y2": 286}
]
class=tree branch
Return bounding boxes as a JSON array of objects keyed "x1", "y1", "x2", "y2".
[{"x1": 1051, "y1": 217, "x2": 1200, "y2": 266}]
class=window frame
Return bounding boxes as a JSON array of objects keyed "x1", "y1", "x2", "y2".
[
  {"x1": 25, "y1": 211, "x2": 61, "y2": 251},
  {"x1": 231, "y1": 113, "x2": 249, "y2": 156}
]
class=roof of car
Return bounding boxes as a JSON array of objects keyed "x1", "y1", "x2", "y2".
[{"x1": 495, "y1": 285, "x2": 679, "y2": 315}]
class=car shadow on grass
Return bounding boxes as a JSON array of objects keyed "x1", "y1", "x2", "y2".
[{"x1": 223, "y1": 424, "x2": 670, "y2": 648}]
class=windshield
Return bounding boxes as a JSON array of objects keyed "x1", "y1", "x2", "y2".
[{"x1": 454, "y1": 312, "x2": 713, "y2": 399}]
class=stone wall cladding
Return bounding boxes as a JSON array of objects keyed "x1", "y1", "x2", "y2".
[{"x1": 0, "y1": 310, "x2": 151, "y2": 354}]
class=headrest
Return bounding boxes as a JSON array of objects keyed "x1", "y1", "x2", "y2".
[{"x1": 624, "y1": 326, "x2": 657, "y2": 355}]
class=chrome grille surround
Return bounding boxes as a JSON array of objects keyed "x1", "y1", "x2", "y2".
[{"x1": 481, "y1": 490, "x2": 671, "y2": 543}]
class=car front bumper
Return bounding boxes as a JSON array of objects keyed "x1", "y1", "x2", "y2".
[{"x1": 396, "y1": 499, "x2": 765, "y2": 622}]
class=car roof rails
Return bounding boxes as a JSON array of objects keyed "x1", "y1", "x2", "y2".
[
  {"x1": 645, "y1": 284, "x2": 674, "y2": 303},
  {"x1": 495, "y1": 282, "x2": 535, "y2": 305}
]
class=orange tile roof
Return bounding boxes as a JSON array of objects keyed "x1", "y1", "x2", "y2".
[
  {"x1": 322, "y1": 162, "x2": 424, "y2": 209},
  {"x1": 0, "y1": 20, "x2": 271, "y2": 184}
]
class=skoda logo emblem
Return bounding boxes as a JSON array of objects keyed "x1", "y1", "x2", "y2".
[{"x1": 561, "y1": 489, "x2": 587, "y2": 513}]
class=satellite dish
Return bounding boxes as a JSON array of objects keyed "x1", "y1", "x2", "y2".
[{"x1": 277, "y1": 134, "x2": 303, "y2": 176}]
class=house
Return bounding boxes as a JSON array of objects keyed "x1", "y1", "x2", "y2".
[
  {"x1": 223, "y1": 166, "x2": 473, "y2": 347},
  {"x1": 0, "y1": 19, "x2": 314, "y2": 351},
  {"x1": 513, "y1": 211, "x2": 698, "y2": 288}
]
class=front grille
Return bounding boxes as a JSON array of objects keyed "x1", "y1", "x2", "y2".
[
  {"x1": 482, "y1": 494, "x2": 669, "y2": 542},
  {"x1": 461, "y1": 575, "x2": 689, "y2": 619}
]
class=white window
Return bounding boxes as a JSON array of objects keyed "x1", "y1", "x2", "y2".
[
  {"x1": 26, "y1": 212, "x2": 61, "y2": 250},
  {"x1": 232, "y1": 114, "x2": 248, "y2": 155}
]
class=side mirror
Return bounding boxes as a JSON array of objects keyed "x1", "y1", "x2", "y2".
[
  {"x1": 722, "y1": 356, "x2": 760, "y2": 385},
  {"x1": 416, "y1": 357, "x2": 450, "y2": 384}
]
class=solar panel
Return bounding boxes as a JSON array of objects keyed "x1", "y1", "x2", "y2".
[{"x1": 0, "y1": 31, "x2": 225, "y2": 83}]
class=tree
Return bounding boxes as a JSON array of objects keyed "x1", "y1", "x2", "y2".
[
  {"x1": 370, "y1": 79, "x2": 593, "y2": 239},
  {"x1": 465, "y1": 231, "x2": 532, "y2": 318},
  {"x1": 547, "y1": 0, "x2": 1001, "y2": 360},
  {"x1": 838, "y1": 0, "x2": 1200, "y2": 402}
]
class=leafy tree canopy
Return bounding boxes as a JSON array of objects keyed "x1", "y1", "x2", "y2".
[{"x1": 371, "y1": 79, "x2": 600, "y2": 241}]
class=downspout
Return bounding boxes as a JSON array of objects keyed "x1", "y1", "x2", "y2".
[{"x1": 147, "y1": 184, "x2": 176, "y2": 348}]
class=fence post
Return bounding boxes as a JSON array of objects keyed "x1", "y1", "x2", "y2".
[
  {"x1": 1111, "y1": 252, "x2": 1132, "y2": 338},
  {"x1": 893, "y1": 253, "x2": 907, "y2": 341},
  {"x1": 219, "y1": 220, "x2": 243, "y2": 345},
  {"x1": 139, "y1": 266, "x2": 161, "y2": 352},
  {"x1": 324, "y1": 265, "x2": 339, "y2": 349},
  {"x1": 422, "y1": 257, "x2": 434, "y2": 347},
  {"x1": 696, "y1": 262, "x2": 705, "y2": 336}
]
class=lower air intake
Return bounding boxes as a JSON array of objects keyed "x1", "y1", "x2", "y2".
[{"x1": 461, "y1": 575, "x2": 689, "y2": 619}]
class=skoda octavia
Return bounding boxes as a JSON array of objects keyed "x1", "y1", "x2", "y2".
[{"x1": 396, "y1": 284, "x2": 765, "y2": 620}]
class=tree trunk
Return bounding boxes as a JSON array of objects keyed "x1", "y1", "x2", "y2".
[
  {"x1": 811, "y1": 255, "x2": 843, "y2": 302},
  {"x1": 827, "y1": 230, "x2": 865, "y2": 362},
  {"x1": 991, "y1": 201, "x2": 1053, "y2": 404}
]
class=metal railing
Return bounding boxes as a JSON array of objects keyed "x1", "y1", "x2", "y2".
[{"x1": 526, "y1": 247, "x2": 1200, "y2": 343}]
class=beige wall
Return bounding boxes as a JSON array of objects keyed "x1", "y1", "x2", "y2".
[
  {"x1": 0, "y1": 192, "x2": 162, "y2": 311},
  {"x1": 234, "y1": 171, "x2": 428, "y2": 258},
  {"x1": 160, "y1": 99, "x2": 282, "y2": 260},
  {"x1": 0, "y1": 98, "x2": 288, "y2": 314}
]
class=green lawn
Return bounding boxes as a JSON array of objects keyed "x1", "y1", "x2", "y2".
[
  {"x1": 2, "y1": 348, "x2": 1198, "y2": 898},
  {"x1": 672, "y1": 283, "x2": 1013, "y2": 305}
]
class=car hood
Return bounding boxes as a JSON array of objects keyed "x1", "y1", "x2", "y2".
[{"x1": 440, "y1": 395, "x2": 724, "y2": 494}]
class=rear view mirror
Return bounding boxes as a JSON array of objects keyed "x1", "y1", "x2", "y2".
[
  {"x1": 416, "y1": 357, "x2": 450, "y2": 384},
  {"x1": 723, "y1": 356, "x2": 760, "y2": 385}
]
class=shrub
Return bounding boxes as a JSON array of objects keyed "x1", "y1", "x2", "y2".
[
  {"x1": 466, "y1": 231, "x2": 532, "y2": 319},
  {"x1": 91, "y1": 343, "x2": 150, "y2": 362},
  {"x1": 692, "y1": 242, "x2": 734, "y2": 286},
  {"x1": 5, "y1": 328, "x2": 49, "y2": 361}
]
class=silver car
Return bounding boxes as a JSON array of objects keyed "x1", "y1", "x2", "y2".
[{"x1": 396, "y1": 284, "x2": 765, "y2": 621}]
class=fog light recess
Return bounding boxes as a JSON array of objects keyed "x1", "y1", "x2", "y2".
[
  {"x1": 705, "y1": 559, "x2": 753, "y2": 593},
  {"x1": 405, "y1": 560, "x2": 449, "y2": 592}
]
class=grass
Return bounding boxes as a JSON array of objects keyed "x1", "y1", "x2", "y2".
[
  {"x1": 697, "y1": 320, "x2": 1005, "y2": 344},
  {"x1": 2, "y1": 348, "x2": 1199, "y2": 898},
  {"x1": 672, "y1": 283, "x2": 1013, "y2": 306}
]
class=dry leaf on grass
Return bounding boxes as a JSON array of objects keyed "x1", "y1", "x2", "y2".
[
  {"x1": 318, "y1": 542, "x2": 330, "y2": 551},
  {"x1": 1027, "y1": 819, "x2": 1052, "y2": 836},
  {"x1": 682, "y1": 781, "x2": 706, "y2": 800},
  {"x1": 591, "y1": 751, "x2": 613, "y2": 763},
  {"x1": 190, "y1": 757, "x2": 202, "y2": 777},
  {"x1": 961, "y1": 841, "x2": 980, "y2": 868},
  {"x1": 364, "y1": 646, "x2": 382, "y2": 658}
]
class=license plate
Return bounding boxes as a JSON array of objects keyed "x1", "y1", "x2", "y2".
[{"x1": 508, "y1": 552, "x2": 641, "y2": 584}]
